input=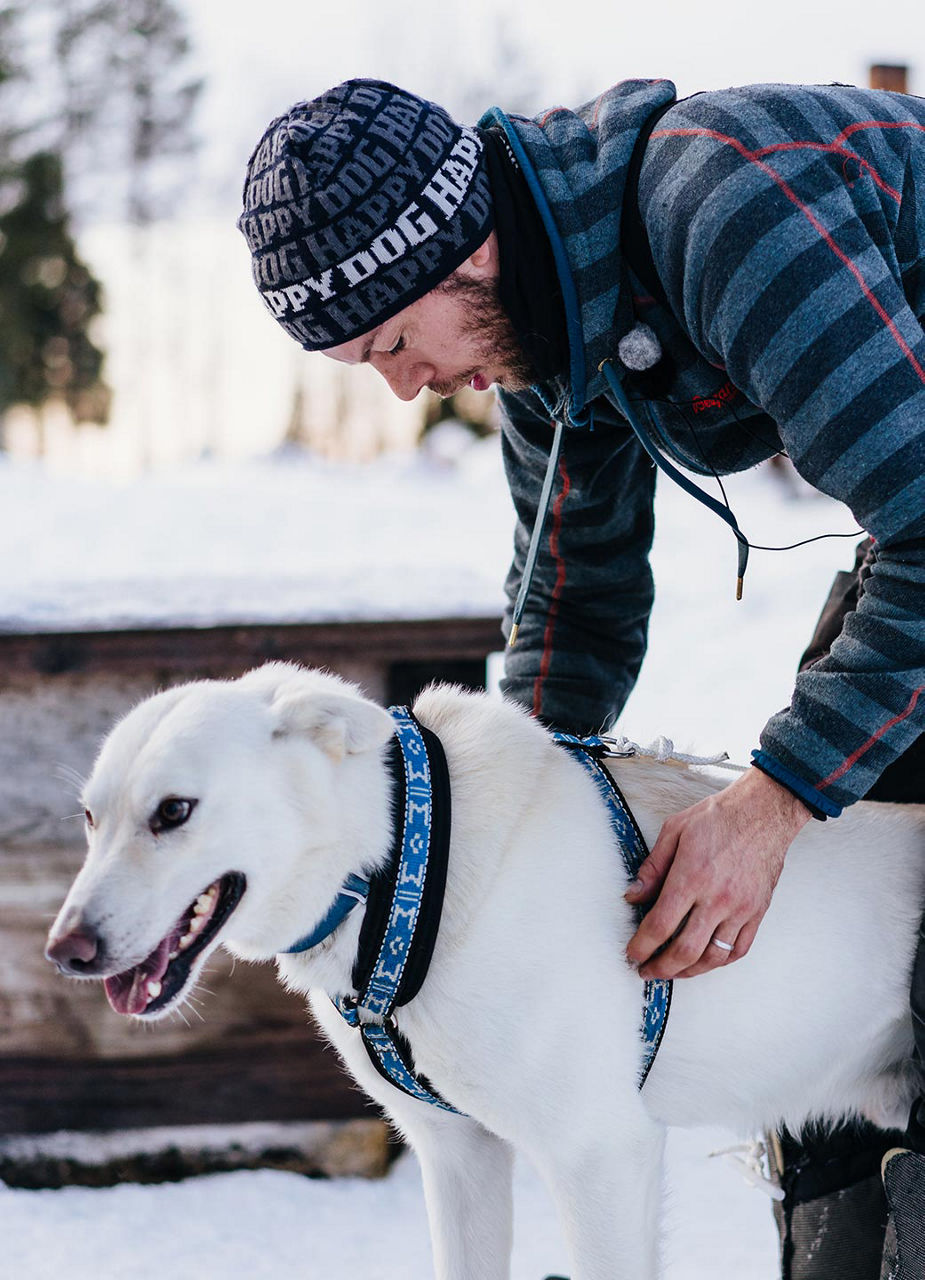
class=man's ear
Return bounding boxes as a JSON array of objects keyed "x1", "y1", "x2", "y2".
[
  {"x1": 463, "y1": 230, "x2": 498, "y2": 277},
  {"x1": 272, "y1": 690, "x2": 395, "y2": 762}
]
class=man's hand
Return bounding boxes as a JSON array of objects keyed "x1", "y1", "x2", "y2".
[{"x1": 624, "y1": 767, "x2": 812, "y2": 979}]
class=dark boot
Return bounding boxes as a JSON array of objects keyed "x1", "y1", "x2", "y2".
[
  {"x1": 880, "y1": 1148, "x2": 925, "y2": 1280},
  {"x1": 768, "y1": 1120, "x2": 904, "y2": 1280}
]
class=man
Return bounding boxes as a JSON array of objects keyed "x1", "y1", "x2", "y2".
[{"x1": 240, "y1": 77, "x2": 925, "y2": 1277}]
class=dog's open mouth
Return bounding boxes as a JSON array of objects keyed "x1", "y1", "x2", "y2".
[{"x1": 104, "y1": 872, "x2": 246, "y2": 1017}]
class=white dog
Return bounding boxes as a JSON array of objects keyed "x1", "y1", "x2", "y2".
[{"x1": 46, "y1": 663, "x2": 925, "y2": 1279}]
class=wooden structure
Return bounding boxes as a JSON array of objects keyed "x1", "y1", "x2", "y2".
[
  {"x1": 870, "y1": 64, "x2": 908, "y2": 94},
  {"x1": 0, "y1": 617, "x2": 500, "y2": 1138}
]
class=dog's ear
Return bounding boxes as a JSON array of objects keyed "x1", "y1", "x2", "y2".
[{"x1": 272, "y1": 691, "x2": 395, "y2": 762}]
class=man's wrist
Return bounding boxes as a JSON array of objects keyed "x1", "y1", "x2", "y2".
[
  {"x1": 731, "y1": 763, "x2": 814, "y2": 836},
  {"x1": 750, "y1": 749, "x2": 841, "y2": 820}
]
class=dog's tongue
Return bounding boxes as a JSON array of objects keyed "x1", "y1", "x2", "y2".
[{"x1": 104, "y1": 935, "x2": 173, "y2": 1015}]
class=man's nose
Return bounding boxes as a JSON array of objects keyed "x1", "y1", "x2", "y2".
[{"x1": 379, "y1": 361, "x2": 431, "y2": 402}]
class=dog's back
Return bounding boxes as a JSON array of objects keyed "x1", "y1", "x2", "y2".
[{"x1": 609, "y1": 758, "x2": 925, "y2": 1135}]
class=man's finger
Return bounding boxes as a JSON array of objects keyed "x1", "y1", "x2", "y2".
[
  {"x1": 674, "y1": 915, "x2": 762, "y2": 978},
  {"x1": 673, "y1": 920, "x2": 741, "y2": 978},
  {"x1": 624, "y1": 822, "x2": 680, "y2": 904},
  {"x1": 637, "y1": 906, "x2": 720, "y2": 980},
  {"x1": 626, "y1": 887, "x2": 692, "y2": 969},
  {"x1": 729, "y1": 916, "x2": 760, "y2": 961}
]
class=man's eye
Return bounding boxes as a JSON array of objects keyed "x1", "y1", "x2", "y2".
[
  {"x1": 389, "y1": 335, "x2": 405, "y2": 355},
  {"x1": 150, "y1": 797, "x2": 197, "y2": 834}
]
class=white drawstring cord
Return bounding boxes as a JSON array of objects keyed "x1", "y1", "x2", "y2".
[
  {"x1": 599, "y1": 734, "x2": 746, "y2": 772},
  {"x1": 708, "y1": 1139, "x2": 786, "y2": 1201}
]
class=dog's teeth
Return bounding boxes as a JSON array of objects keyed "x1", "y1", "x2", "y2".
[
  {"x1": 193, "y1": 893, "x2": 213, "y2": 915},
  {"x1": 169, "y1": 950, "x2": 179, "y2": 960},
  {"x1": 189, "y1": 914, "x2": 206, "y2": 933},
  {"x1": 179, "y1": 932, "x2": 195, "y2": 949},
  {"x1": 147, "y1": 980, "x2": 162, "y2": 1000}
]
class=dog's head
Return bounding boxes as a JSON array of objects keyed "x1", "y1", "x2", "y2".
[{"x1": 46, "y1": 663, "x2": 395, "y2": 1019}]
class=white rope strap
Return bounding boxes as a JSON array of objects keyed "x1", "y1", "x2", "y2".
[
  {"x1": 709, "y1": 1139, "x2": 786, "y2": 1201},
  {"x1": 599, "y1": 734, "x2": 747, "y2": 772}
]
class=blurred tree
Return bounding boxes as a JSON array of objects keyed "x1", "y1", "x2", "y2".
[
  {"x1": 0, "y1": 0, "x2": 203, "y2": 448},
  {"x1": 0, "y1": 5, "x2": 108, "y2": 426},
  {"x1": 52, "y1": 0, "x2": 203, "y2": 225},
  {"x1": 0, "y1": 150, "x2": 108, "y2": 420},
  {"x1": 51, "y1": 0, "x2": 205, "y2": 465}
]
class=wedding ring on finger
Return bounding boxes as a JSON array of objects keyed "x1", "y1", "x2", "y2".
[{"x1": 710, "y1": 936, "x2": 735, "y2": 953}]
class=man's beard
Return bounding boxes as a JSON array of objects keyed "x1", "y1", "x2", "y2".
[{"x1": 429, "y1": 272, "x2": 538, "y2": 397}]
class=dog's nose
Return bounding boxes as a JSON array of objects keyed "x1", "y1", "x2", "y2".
[{"x1": 46, "y1": 922, "x2": 101, "y2": 974}]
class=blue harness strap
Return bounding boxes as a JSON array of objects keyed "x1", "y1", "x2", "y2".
[
  {"x1": 353, "y1": 708, "x2": 442, "y2": 1020},
  {"x1": 282, "y1": 873, "x2": 370, "y2": 954},
  {"x1": 337, "y1": 707, "x2": 459, "y2": 1113},
  {"x1": 553, "y1": 732, "x2": 672, "y2": 1087},
  {"x1": 283, "y1": 715, "x2": 670, "y2": 1110}
]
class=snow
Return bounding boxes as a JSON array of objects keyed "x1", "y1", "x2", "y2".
[
  {"x1": 2, "y1": 433, "x2": 510, "y2": 632},
  {"x1": 2, "y1": 1132, "x2": 779, "y2": 1279},
  {"x1": 3, "y1": 429, "x2": 858, "y2": 1274},
  {"x1": 7, "y1": 424, "x2": 857, "y2": 763}
]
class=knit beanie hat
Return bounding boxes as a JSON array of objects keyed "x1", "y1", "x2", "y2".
[{"x1": 238, "y1": 79, "x2": 493, "y2": 351}]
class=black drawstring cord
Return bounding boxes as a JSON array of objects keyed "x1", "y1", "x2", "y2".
[
  {"x1": 653, "y1": 390, "x2": 864, "y2": 555},
  {"x1": 599, "y1": 359, "x2": 750, "y2": 597},
  {"x1": 507, "y1": 364, "x2": 862, "y2": 648}
]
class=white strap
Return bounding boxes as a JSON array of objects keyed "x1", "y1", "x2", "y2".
[{"x1": 600, "y1": 734, "x2": 747, "y2": 772}]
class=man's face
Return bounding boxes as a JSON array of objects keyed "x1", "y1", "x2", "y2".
[{"x1": 321, "y1": 238, "x2": 536, "y2": 400}]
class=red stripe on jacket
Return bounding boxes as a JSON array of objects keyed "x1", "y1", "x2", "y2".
[
  {"x1": 652, "y1": 125, "x2": 925, "y2": 387},
  {"x1": 818, "y1": 684, "x2": 925, "y2": 789}
]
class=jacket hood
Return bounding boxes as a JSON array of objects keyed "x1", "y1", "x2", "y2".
[{"x1": 481, "y1": 78, "x2": 677, "y2": 423}]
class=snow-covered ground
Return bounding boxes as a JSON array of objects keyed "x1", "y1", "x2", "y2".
[
  {"x1": 3, "y1": 429, "x2": 860, "y2": 1276},
  {"x1": 3, "y1": 1130, "x2": 779, "y2": 1280}
]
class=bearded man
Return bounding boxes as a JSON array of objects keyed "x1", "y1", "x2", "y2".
[{"x1": 239, "y1": 77, "x2": 925, "y2": 1279}]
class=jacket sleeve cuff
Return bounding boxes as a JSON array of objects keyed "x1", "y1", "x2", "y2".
[{"x1": 750, "y1": 750, "x2": 842, "y2": 821}]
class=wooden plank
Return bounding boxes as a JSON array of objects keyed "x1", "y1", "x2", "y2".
[
  {"x1": 0, "y1": 1119, "x2": 394, "y2": 1187},
  {"x1": 0, "y1": 616, "x2": 502, "y2": 681},
  {"x1": 0, "y1": 1044, "x2": 376, "y2": 1134}
]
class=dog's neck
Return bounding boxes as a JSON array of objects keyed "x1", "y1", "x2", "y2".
[
  {"x1": 273, "y1": 730, "x2": 414, "y2": 1001},
  {"x1": 221, "y1": 732, "x2": 395, "y2": 985},
  {"x1": 275, "y1": 710, "x2": 452, "y2": 1034}
]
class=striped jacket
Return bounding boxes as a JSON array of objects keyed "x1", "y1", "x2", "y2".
[{"x1": 484, "y1": 79, "x2": 925, "y2": 816}]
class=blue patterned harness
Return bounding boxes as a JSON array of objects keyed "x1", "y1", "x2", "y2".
[
  {"x1": 283, "y1": 710, "x2": 671, "y2": 1109},
  {"x1": 552, "y1": 732, "x2": 672, "y2": 1086}
]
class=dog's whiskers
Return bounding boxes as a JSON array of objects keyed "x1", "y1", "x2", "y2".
[{"x1": 54, "y1": 763, "x2": 88, "y2": 797}]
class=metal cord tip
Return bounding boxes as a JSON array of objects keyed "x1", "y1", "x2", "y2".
[
  {"x1": 508, "y1": 623, "x2": 520, "y2": 647},
  {"x1": 736, "y1": 576, "x2": 744, "y2": 601}
]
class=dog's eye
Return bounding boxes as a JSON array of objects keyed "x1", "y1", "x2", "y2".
[
  {"x1": 150, "y1": 797, "x2": 197, "y2": 834},
  {"x1": 84, "y1": 808, "x2": 94, "y2": 828}
]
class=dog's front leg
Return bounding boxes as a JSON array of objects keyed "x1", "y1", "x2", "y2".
[
  {"x1": 310, "y1": 998, "x2": 514, "y2": 1278},
  {"x1": 409, "y1": 1111, "x2": 515, "y2": 1280},
  {"x1": 535, "y1": 1110, "x2": 666, "y2": 1280}
]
